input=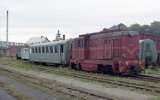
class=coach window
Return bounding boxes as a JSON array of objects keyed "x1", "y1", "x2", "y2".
[
  {"x1": 35, "y1": 47, "x2": 38, "y2": 53},
  {"x1": 42, "y1": 47, "x2": 45, "y2": 53},
  {"x1": 46, "y1": 46, "x2": 49, "y2": 53},
  {"x1": 32, "y1": 47, "x2": 34, "y2": 53},
  {"x1": 60, "y1": 45, "x2": 64, "y2": 53},
  {"x1": 55, "y1": 45, "x2": 58, "y2": 53},
  {"x1": 50, "y1": 46, "x2": 53, "y2": 53},
  {"x1": 38, "y1": 47, "x2": 41, "y2": 53}
]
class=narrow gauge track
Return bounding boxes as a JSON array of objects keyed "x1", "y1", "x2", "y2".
[
  {"x1": 0, "y1": 67, "x2": 115, "y2": 100},
  {"x1": 23, "y1": 61, "x2": 160, "y2": 84},
  {"x1": 131, "y1": 74, "x2": 160, "y2": 83},
  {"x1": 36, "y1": 67, "x2": 160, "y2": 94}
]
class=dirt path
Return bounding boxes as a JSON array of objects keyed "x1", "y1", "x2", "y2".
[
  {"x1": 0, "y1": 75, "x2": 62, "y2": 100},
  {"x1": 0, "y1": 87, "x2": 16, "y2": 100},
  {"x1": 1, "y1": 65, "x2": 157, "y2": 100}
]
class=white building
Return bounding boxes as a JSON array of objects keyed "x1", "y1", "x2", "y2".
[{"x1": 27, "y1": 36, "x2": 50, "y2": 46}]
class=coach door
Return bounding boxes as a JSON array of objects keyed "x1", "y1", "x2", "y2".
[{"x1": 59, "y1": 44, "x2": 64, "y2": 64}]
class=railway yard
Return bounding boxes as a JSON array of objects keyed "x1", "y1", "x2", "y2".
[
  {"x1": 0, "y1": 57, "x2": 159, "y2": 100},
  {"x1": 1, "y1": 0, "x2": 160, "y2": 100}
]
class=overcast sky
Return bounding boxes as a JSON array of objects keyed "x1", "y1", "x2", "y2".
[{"x1": 0, "y1": 0, "x2": 160, "y2": 43}]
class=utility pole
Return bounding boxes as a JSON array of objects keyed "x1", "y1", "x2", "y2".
[{"x1": 6, "y1": 10, "x2": 8, "y2": 42}]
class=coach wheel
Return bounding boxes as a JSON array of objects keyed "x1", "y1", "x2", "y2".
[
  {"x1": 70, "y1": 63, "x2": 75, "y2": 69},
  {"x1": 42, "y1": 63, "x2": 47, "y2": 66}
]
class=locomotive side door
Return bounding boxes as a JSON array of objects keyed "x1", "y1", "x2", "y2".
[
  {"x1": 77, "y1": 39, "x2": 84, "y2": 59},
  {"x1": 97, "y1": 39, "x2": 104, "y2": 59},
  {"x1": 84, "y1": 37, "x2": 89, "y2": 59},
  {"x1": 113, "y1": 39, "x2": 121, "y2": 58},
  {"x1": 104, "y1": 40, "x2": 112, "y2": 59},
  {"x1": 77, "y1": 37, "x2": 89, "y2": 60}
]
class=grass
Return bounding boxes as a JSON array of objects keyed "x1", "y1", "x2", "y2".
[
  {"x1": 145, "y1": 66, "x2": 160, "y2": 77},
  {"x1": 0, "y1": 81, "x2": 32, "y2": 100},
  {"x1": 0, "y1": 68, "x2": 79, "y2": 100},
  {"x1": 0, "y1": 57, "x2": 41, "y2": 70},
  {"x1": 0, "y1": 57, "x2": 159, "y2": 85},
  {"x1": 1, "y1": 57, "x2": 160, "y2": 96}
]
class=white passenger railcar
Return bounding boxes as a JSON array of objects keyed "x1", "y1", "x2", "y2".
[{"x1": 29, "y1": 39, "x2": 72, "y2": 65}]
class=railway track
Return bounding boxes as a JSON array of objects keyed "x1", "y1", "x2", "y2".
[
  {"x1": 0, "y1": 67, "x2": 115, "y2": 100},
  {"x1": 1, "y1": 64, "x2": 160, "y2": 95},
  {"x1": 131, "y1": 74, "x2": 160, "y2": 83},
  {"x1": 36, "y1": 67, "x2": 160, "y2": 94},
  {"x1": 23, "y1": 61, "x2": 160, "y2": 84}
]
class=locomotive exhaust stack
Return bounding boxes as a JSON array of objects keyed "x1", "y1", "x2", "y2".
[{"x1": 63, "y1": 35, "x2": 65, "y2": 40}]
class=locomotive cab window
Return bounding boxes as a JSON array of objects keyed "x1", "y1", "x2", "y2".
[{"x1": 78, "y1": 39, "x2": 84, "y2": 48}]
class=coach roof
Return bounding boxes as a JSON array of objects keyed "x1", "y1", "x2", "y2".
[{"x1": 30, "y1": 40, "x2": 68, "y2": 47}]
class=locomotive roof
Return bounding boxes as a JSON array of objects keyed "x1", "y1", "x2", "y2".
[
  {"x1": 29, "y1": 39, "x2": 68, "y2": 47},
  {"x1": 79, "y1": 29, "x2": 160, "y2": 39},
  {"x1": 79, "y1": 29, "x2": 125, "y2": 37},
  {"x1": 80, "y1": 30, "x2": 139, "y2": 39}
]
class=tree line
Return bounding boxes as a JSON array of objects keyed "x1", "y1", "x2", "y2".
[{"x1": 118, "y1": 21, "x2": 160, "y2": 36}]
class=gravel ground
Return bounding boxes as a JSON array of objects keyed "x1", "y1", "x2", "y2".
[
  {"x1": 0, "y1": 75, "x2": 61, "y2": 100},
  {"x1": 3, "y1": 66, "x2": 157, "y2": 100},
  {"x1": 0, "y1": 87, "x2": 16, "y2": 100}
]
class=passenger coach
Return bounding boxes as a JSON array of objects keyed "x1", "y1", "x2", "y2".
[{"x1": 29, "y1": 39, "x2": 72, "y2": 65}]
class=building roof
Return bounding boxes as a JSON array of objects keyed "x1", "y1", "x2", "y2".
[
  {"x1": 0, "y1": 41, "x2": 26, "y2": 49},
  {"x1": 27, "y1": 36, "x2": 50, "y2": 45}
]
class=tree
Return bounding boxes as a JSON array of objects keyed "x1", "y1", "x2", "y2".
[
  {"x1": 117, "y1": 23, "x2": 128, "y2": 30},
  {"x1": 129, "y1": 23, "x2": 141, "y2": 31},
  {"x1": 150, "y1": 21, "x2": 160, "y2": 36},
  {"x1": 139, "y1": 25, "x2": 152, "y2": 34}
]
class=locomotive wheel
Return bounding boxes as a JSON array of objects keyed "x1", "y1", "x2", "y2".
[
  {"x1": 103, "y1": 66, "x2": 113, "y2": 74},
  {"x1": 108, "y1": 66, "x2": 113, "y2": 74},
  {"x1": 76, "y1": 64, "x2": 81, "y2": 70}
]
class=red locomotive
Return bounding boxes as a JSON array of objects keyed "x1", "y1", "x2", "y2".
[{"x1": 70, "y1": 28, "x2": 146, "y2": 75}]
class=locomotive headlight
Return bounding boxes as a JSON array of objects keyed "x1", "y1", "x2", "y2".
[
  {"x1": 138, "y1": 61, "x2": 140, "y2": 64},
  {"x1": 126, "y1": 61, "x2": 129, "y2": 66},
  {"x1": 122, "y1": 53, "x2": 126, "y2": 58}
]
